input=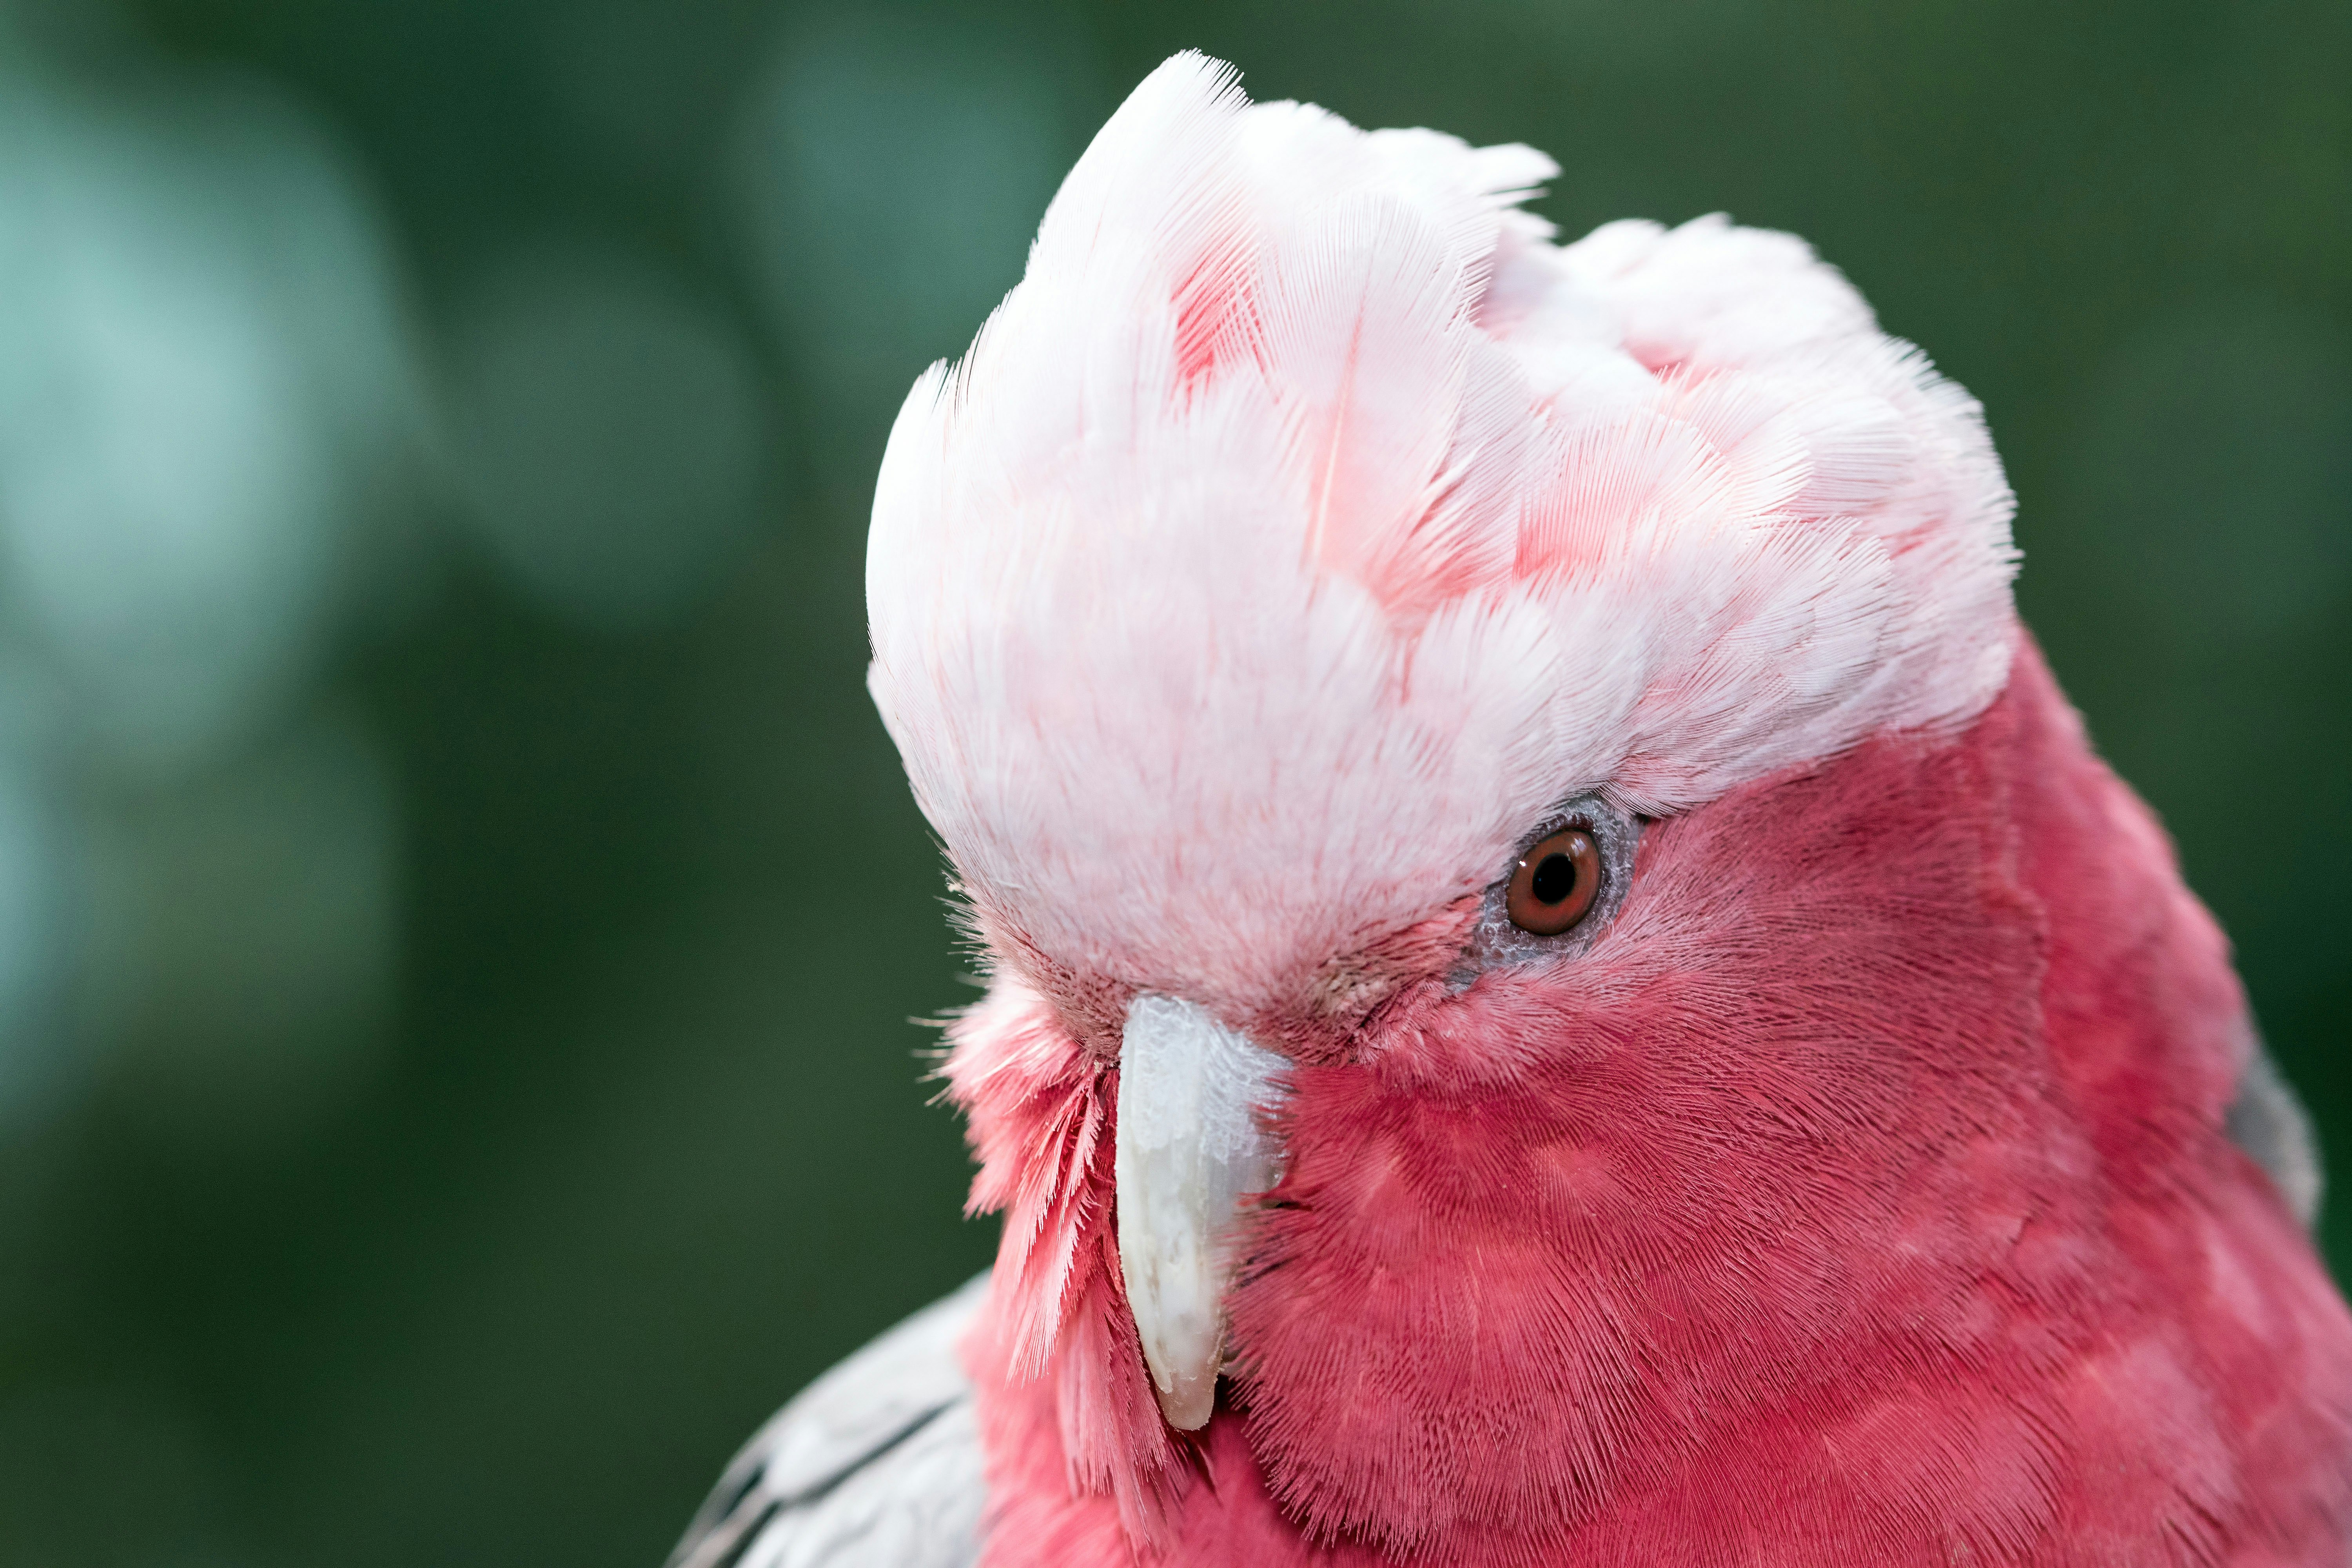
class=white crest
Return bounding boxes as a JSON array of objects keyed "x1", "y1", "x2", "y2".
[{"x1": 867, "y1": 53, "x2": 2016, "y2": 1008}]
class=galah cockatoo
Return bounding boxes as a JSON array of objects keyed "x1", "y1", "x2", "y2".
[{"x1": 669, "y1": 52, "x2": 2352, "y2": 1568}]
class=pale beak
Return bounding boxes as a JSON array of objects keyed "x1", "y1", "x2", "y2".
[{"x1": 1113, "y1": 993, "x2": 1288, "y2": 1430}]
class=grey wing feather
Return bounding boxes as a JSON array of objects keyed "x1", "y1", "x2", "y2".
[
  {"x1": 2227, "y1": 1032, "x2": 2323, "y2": 1230},
  {"x1": 668, "y1": 1273, "x2": 991, "y2": 1568}
]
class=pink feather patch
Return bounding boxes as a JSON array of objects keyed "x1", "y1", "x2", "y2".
[{"x1": 949, "y1": 637, "x2": 2352, "y2": 1567}]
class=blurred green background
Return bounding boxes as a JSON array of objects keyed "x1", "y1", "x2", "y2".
[{"x1": 0, "y1": 0, "x2": 2341, "y2": 1562}]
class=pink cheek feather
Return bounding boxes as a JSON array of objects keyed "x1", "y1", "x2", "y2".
[
  {"x1": 954, "y1": 634, "x2": 2352, "y2": 1568},
  {"x1": 1228, "y1": 662, "x2": 2058, "y2": 1561},
  {"x1": 1219, "y1": 636, "x2": 2352, "y2": 1566}
]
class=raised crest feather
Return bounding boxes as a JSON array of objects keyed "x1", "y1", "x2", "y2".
[{"x1": 868, "y1": 51, "x2": 2016, "y2": 1021}]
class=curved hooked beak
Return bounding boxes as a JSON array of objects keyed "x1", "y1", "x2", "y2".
[{"x1": 1113, "y1": 993, "x2": 1289, "y2": 1430}]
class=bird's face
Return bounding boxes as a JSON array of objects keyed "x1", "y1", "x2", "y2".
[
  {"x1": 1212, "y1": 702, "x2": 2056, "y2": 1557},
  {"x1": 939, "y1": 681, "x2": 2057, "y2": 1558},
  {"x1": 974, "y1": 783, "x2": 1643, "y2": 1382},
  {"x1": 866, "y1": 53, "x2": 2022, "y2": 1552},
  {"x1": 964, "y1": 786, "x2": 1644, "y2": 1434}
]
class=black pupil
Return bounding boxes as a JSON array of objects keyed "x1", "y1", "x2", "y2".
[{"x1": 1530, "y1": 850, "x2": 1579, "y2": 906}]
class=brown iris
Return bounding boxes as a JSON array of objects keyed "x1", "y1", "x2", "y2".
[{"x1": 1505, "y1": 828, "x2": 1601, "y2": 935}]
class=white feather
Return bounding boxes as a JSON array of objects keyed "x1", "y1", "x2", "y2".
[{"x1": 866, "y1": 51, "x2": 2018, "y2": 1017}]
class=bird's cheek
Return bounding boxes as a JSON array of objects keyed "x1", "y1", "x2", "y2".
[{"x1": 1221, "y1": 1094, "x2": 1644, "y2": 1552}]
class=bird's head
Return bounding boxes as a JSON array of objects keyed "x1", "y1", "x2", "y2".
[{"x1": 867, "y1": 53, "x2": 2029, "y2": 1557}]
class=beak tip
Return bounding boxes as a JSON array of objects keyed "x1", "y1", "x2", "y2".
[{"x1": 1154, "y1": 1371, "x2": 1218, "y2": 1431}]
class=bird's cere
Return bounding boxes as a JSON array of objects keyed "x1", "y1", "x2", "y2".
[{"x1": 1113, "y1": 994, "x2": 1288, "y2": 1430}]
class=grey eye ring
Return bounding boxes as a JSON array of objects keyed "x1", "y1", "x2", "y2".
[{"x1": 1457, "y1": 795, "x2": 1642, "y2": 980}]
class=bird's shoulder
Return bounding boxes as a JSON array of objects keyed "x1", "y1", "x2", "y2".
[{"x1": 666, "y1": 1273, "x2": 991, "y2": 1568}]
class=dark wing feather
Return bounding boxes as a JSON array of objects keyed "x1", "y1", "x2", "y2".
[{"x1": 668, "y1": 1274, "x2": 990, "y2": 1568}]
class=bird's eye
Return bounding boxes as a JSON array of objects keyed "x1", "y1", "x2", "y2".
[{"x1": 1505, "y1": 828, "x2": 1601, "y2": 935}]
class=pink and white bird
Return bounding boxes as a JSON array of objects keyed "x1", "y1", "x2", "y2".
[{"x1": 670, "y1": 52, "x2": 2352, "y2": 1568}]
